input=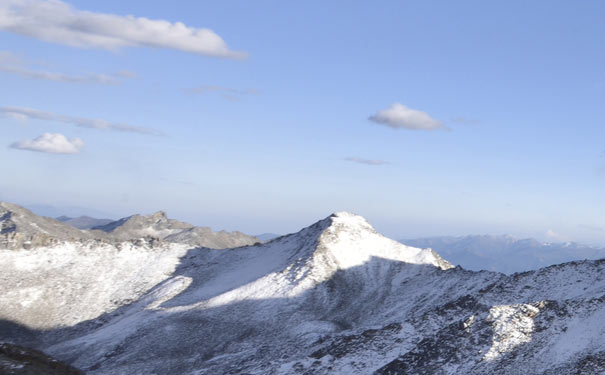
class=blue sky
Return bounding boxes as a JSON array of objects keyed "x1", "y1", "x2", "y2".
[{"x1": 1, "y1": 0, "x2": 605, "y2": 244}]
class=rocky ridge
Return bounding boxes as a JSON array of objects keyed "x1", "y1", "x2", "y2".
[{"x1": 0, "y1": 202, "x2": 259, "y2": 250}]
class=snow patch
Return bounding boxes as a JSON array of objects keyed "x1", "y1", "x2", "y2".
[{"x1": 483, "y1": 303, "x2": 540, "y2": 361}]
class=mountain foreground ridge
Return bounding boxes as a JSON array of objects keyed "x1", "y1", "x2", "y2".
[{"x1": 1, "y1": 204, "x2": 605, "y2": 374}]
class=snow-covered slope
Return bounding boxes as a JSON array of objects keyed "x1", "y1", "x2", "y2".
[
  {"x1": 403, "y1": 235, "x2": 605, "y2": 273},
  {"x1": 2, "y1": 210, "x2": 605, "y2": 374}
]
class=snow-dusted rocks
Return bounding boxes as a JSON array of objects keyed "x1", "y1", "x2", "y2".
[
  {"x1": 2, "y1": 207, "x2": 605, "y2": 374},
  {"x1": 92, "y1": 210, "x2": 259, "y2": 248}
]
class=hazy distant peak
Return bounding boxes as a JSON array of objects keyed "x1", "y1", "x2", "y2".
[{"x1": 403, "y1": 234, "x2": 605, "y2": 274}]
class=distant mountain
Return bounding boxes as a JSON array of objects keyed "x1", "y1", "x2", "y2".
[
  {"x1": 56, "y1": 215, "x2": 114, "y2": 229},
  {"x1": 92, "y1": 211, "x2": 259, "y2": 249},
  {"x1": 0, "y1": 202, "x2": 258, "y2": 250},
  {"x1": 255, "y1": 232, "x2": 281, "y2": 242},
  {"x1": 402, "y1": 234, "x2": 605, "y2": 273},
  {"x1": 23, "y1": 203, "x2": 115, "y2": 220},
  {"x1": 0, "y1": 201, "x2": 93, "y2": 249}
]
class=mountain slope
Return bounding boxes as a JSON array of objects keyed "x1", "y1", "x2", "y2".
[{"x1": 2, "y1": 210, "x2": 605, "y2": 374}]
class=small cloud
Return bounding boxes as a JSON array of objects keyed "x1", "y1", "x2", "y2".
[
  {"x1": 344, "y1": 157, "x2": 389, "y2": 166},
  {"x1": 1, "y1": 106, "x2": 161, "y2": 135},
  {"x1": 369, "y1": 103, "x2": 445, "y2": 131},
  {"x1": 10, "y1": 133, "x2": 83, "y2": 154},
  {"x1": 0, "y1": 0, "x2": 246, "y2": 59},
  {"x1": 0, "y1": 50, "x2": 135, "y2": 85},
  {"x1": 183, "y1": 85, "x2": 258, "y2": 101}
]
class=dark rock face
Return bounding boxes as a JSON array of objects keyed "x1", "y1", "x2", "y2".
[
  {"x1": 0, "y1": 343, "x2": 83, "y2": 375},
  {"x1": 311, "y1": 323, "x2": 403, "y2": 360}
]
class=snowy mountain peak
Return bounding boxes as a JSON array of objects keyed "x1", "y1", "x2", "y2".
[
  {"x1": 268, "y1": 212, "x2": 453, "y2": 290},
  {"x1": 312, "y1": 212, "x2": 453, "y2": 272}
]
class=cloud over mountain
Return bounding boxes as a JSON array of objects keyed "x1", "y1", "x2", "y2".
[{"x1": 0, "y1": 0, "x2": 246, "y2": 58}]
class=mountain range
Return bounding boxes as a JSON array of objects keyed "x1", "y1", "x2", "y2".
[
  {"x1": 403, "y1": 235, "x2": 605, "y2": 274},
  {"x1": 0, "y1": 201, "x2": 259, "y2": 250},
  {"x1": 1, "y1": 202, "x2": 605, "y2": 374}
]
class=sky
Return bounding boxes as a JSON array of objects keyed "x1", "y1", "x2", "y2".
[{"x1": 1, "y1": 0, "x2": 605, "y2": 244}]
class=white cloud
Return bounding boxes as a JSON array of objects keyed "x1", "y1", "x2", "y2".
[
  {"x1": 0, "y1": 0, "x2": 246, "y2": 59},
  {"x1": 0, "y1": 50, "x2": 134, "y2": 84},
  {"x1": 369, "y1": 103, "x2": 445, "y2": 131},
  {"x1": 344, "y1": 157, "x2": 389, "y2": 166},
  {"x1": 0, "y1": 106, "x2": 161, "y2": 135},
  {"x1": 10, "y1": 132, "x2": 83, "y2": 154}
]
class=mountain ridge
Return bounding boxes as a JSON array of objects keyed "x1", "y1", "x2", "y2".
[
  {"x1": 0, "y1": 201, "x2": 258, "y2": 250},
  {"x1": 2, "y1": 206, "x2": 605, "y2": 374}
]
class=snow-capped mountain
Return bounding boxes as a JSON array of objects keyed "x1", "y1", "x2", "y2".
[
  {"x1": 2, "y1": 207, "x2": 605, "y2": 374},
  {"x1": 403, "y1": 235, "x2": 605, "y2": 274}
]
